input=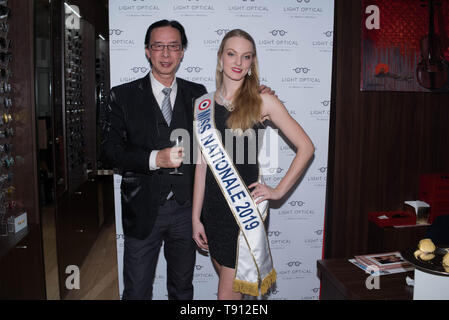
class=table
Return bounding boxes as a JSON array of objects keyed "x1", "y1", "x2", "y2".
[{"x1": 317, "y1": 259, "x2": 414, "y2": 300}]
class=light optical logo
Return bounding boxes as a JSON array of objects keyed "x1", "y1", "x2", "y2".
[
  {"x1": 275, "y1": 200, "x2": 315, "y2": 221},
  {"x1": 115, "y1": 1, "x2": 160, "y2": 17},
  {"x1": 261, "y1": 166, "x2": 285, "y2": 186},
  {"x1": 312, "y1": 30, "x2": 334, "y2": 53},
  {"x1": 173, "y1": 0, "x2": 215, "y2": 17},
  {"x1": 309, "y1": 99, "x2": 331, "y2": 121},
  {"x1": 202, "y1": 28, "x2": 230, "y2": 51},
  {"x1": 109, "y1": 28, "x2": 135, "y2": 51},
  {"x1": 281, "y1": 66, "x2": 320, "y2": 89},
  {"x1": 227, "y1": 0, "x2": 270, "y2": 18},
  {"x1": 268, "y1": 230, "x2": 291, "y2": 250},
  {"x1": 304, "y1": 229, "x2": 324, "y2": 249},
  {"x1": 119, "y1": 65, "x2": 145, "y2": 84},
  {"x1": 278, "y1": 259, "x2": 313, "y2": 280},
  {"x1": 282, "y1": 0, "x2": 324, "y2": 19},
  {"x1": 258, "y1": 28, "x2": 299, "y2": 52},
  {"x1": 181, "y1": 65, "x2": 214, "y2": 86},
  {"x1": 306, "y1": 165, "x2": 327, "y2": 187}
]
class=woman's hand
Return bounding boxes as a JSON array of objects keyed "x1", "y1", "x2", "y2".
[
  {"x1": 248, "y1": 181, "x2": 282, "y2": 204},
  {"x1": 192, "y1": 220, "x2": 209, "y2": 251}
]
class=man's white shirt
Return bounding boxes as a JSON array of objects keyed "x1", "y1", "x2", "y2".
[{"x1": 148, "y1": 71, "x2": 177, "y2": 170}]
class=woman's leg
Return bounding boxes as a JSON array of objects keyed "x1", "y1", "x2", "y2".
[{"x1": 212, "y1": 258, "x2": 242, "y2": 300}]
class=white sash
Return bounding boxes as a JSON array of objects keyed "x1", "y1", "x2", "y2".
[{"x1": 194, "y1": 92, "x2": 276, "y2": 296}]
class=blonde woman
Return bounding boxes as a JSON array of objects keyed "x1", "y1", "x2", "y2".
[{"x1": 192, "y1": 29, "x2": 314, "y2": 300}]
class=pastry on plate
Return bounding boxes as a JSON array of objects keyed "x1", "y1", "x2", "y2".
[
  {"x1": 418, "y1": 238, "x2": 436, "y2": 253},
  {"x1": 443, "y1": 252, "x2": 449, "y2": 267},
  {"x1": 414, "y1": 238, "x2": 437, "y2": 261}
]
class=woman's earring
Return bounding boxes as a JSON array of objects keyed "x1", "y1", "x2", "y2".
[
  {"x1": 219, "y1": 62, "x2": 223, "y2": 72},
  {"x1": 248, "y1": 68, "x2": 252, "y2": 77}
]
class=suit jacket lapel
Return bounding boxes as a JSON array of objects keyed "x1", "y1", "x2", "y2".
[{"x1": 140, "y1": 74, "x2": 165, "y2": 122}]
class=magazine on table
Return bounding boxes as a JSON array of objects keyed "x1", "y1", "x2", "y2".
[{"x1": 349, "y1": 251, "x2": 413, "y2": 275}]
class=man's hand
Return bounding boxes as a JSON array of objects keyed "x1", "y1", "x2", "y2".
[{"x1": 156, "y1": 146, "x2": 184, "y2": 168}]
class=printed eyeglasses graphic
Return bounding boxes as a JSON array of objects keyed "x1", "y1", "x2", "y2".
[
  {"x1": 184, "y1": 67, "x2": 203, "y2": 73},
  {"x1": 215, "y1": 29, "x2": 230, "y2": 36},
  {"x1": 286, "y1": 261, "x2": 302, "y2": 267},
  {"x1": 150, "y1": 43, "x2": 182, "y2": 51},
  {"x1": 296, "y1": 0, "x2": 311, "y2": 3},
  {"x1": 109, "y1": 29, "x2": 124, "y2": 36},
  {"x1": 268, "y1": 167, "x2": 284, "y2": 174},
  {"x1": 269, "y1": 30, "x2": 288, "y2": 36},
  {"x1": 293, "y1": 67, "x2": 310, "y2": 74},
  {"x1": 130, "y1": 67, "x2": 149, "y2": 73},
  {"x1": 289, "y1": 200, "x2": 305, "y2": 207}
]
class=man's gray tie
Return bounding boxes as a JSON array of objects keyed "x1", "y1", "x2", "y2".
[
  {"x1": 162, "y1": 87, "x2": 174, "y2": 200},
  {"x1": 161, "y1": 87, "x2": 172, "y2": 126}
]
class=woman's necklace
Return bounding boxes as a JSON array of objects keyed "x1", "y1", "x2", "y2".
[{"x1": 217, "y1": 89, "x2": 235, "y2": 112}]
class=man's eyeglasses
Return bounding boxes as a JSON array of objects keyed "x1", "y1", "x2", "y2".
[{"x1": 149, "y1": 43, "x2": 182, "y2": 52}]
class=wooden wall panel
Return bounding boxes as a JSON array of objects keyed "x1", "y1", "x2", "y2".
[{"x1": 324, "y1": 0, "x2": 449, "y2": 258}]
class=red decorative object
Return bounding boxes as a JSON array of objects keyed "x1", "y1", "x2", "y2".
[{"x1": 368, "y1": 211, "x2": 417, "y2": 227}]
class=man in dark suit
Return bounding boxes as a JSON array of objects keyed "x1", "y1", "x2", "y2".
[{"x1": 102, "y1": 20, "x2": 207, "y2": 300}]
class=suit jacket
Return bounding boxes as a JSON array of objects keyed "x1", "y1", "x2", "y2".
[{"x1": 102, "y1": 74, "x2": 207, "y2": 239}]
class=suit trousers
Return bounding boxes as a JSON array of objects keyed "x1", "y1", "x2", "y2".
[{"x1": 122, "y1": 199, "x2": 196, "y2": 300}]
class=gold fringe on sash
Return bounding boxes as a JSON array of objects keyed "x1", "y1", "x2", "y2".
[
  {"x1": 232, "y1": 269, "x2": 277, "y2": 297},
  {"x1": 260, "y1": 269, "x2": 277, "y2": 295},
  {"x1": 232, "y1": 279, "x2": 259, "y2": 297}
]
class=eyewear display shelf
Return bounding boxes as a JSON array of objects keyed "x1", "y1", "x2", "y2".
[
  {"x1": 0, "y1": 0, "x2": 45, "y2": 299},
  {"x1": 52, "y1": 1, "x2": 103, "y2": 299}
]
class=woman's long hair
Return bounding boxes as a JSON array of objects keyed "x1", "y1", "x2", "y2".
[{"x1": 215, "y1": 29, "x2": 262, "y2": 131}]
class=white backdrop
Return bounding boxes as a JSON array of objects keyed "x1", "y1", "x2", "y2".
[{"x1": 109, "y1": 0, "x2": 334, "y2": 300}]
